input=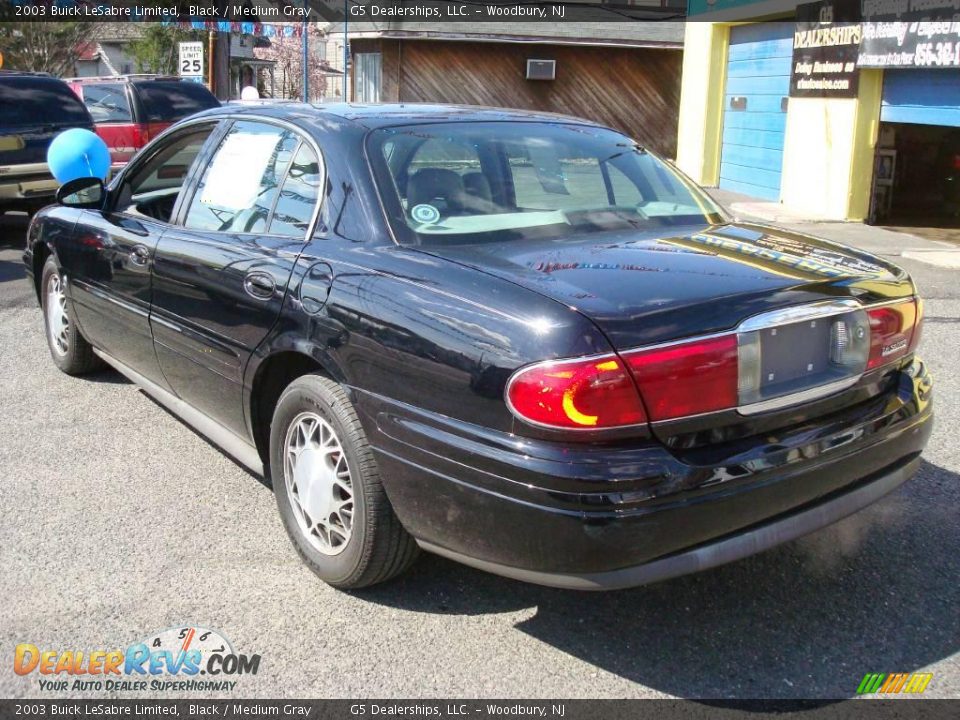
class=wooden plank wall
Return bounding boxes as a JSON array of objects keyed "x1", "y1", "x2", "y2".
[{"x1": 352, "y1": 39, "x2": 682, "y2": 158}]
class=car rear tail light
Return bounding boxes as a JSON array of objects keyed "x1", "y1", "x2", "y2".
[
  {"x1": 623, "y1": 335, "x2": 739, "y2": 421},
  {"x1": 133, "y1": 123, "x2": 168, "y2": 149},
  {"x1": 506, "y1": 355, "x2": 646, "y2": 429},
  {"x1": 867, "y1": 298, "x2": 921, "y2": 369},
  {"x1": 132, "y1": 124, "x2": 149, "y2": 148},
  {"x1": 507, "y1": 298, "x2": 923, "y2": 430}
]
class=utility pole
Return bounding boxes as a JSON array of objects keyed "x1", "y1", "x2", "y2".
[
  {"x1": 207, "y1": 31, "x2": 215, "y2": 93},
  {"x1": 302, "y1": 0, "x2": 309, "y2": 102},
  {"x1": 343, "y1": 0, "x2": 349, "y2": 101}
]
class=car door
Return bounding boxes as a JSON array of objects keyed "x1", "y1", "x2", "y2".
[
  {"x1": 150, "y1": 119, "x2": 322, "y2": 436},
  {"x1": 63, "y1": 121, "x2": 223, "y2": 390}
]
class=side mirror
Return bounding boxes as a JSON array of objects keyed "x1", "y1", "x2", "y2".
[{"x1": 56, "y1": 177, "x2": 105, "y2": 209}]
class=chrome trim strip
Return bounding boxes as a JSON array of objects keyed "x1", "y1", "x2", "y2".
[
  {"x1": 75, "y1": 279, "x2": 150, "y2": 319},
  {"x1": 736, "y1": 376, "x2": 862, "y2": 416},
  {"x1": 737, "y1": 298, "x2": 862, "y2": 333},
  {"x1": 417, "y1": 457, "x2": 920, "y2": 590},
  {"x1": 92, "y1": 348, "x2": 264, "y2": 476}
]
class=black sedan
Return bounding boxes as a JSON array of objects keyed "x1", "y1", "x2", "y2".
[{"x1": 23, "y1": 104, "x2": 933, "y2": 590}]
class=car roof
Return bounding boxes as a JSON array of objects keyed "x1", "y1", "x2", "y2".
[
  {"x1": 187, "y1": 102, "x2": 607, "y2": 132},
  {"x1": 0, "y1": 72, "x2": 67, "y2": 85},
  {"x1": 65, "y1": 75, "x2": 181, "y2": 84}
]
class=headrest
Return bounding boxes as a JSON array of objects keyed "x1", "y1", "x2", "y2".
[{"x1": 407, "y1": 168, "x2": 465, "y2": 215}]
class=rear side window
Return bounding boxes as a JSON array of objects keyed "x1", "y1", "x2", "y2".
[
  {"x1": 81, "y1": 83, "x2": 132, "y2": 123},
  {"x1": 269, "y1": 143, "x2": 321, "y2": 237},
  {"x1": 0, "y1": 78, "x2": 91, "y2": 126},
  {"x1": 134, "y1": 81, "x2": 220, "y2": 122},
  {"x1": 184, "y1": 121, "x2": 299, "y2": 234}
]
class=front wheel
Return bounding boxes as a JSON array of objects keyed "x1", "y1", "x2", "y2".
[
  {"x1": 270, "y1": 373, "x2": 419, "y2": 589},
  {"x1": 40, "y1": 256, "x2": 101, "y2": 375}
]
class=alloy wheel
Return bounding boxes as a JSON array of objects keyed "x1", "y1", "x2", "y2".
[
  {"x1": 283, "y1": 412, "x2": 354, "y2": 556},
  {"x1": 46, "y1": 273, "x2": 70, "y2": 356}
]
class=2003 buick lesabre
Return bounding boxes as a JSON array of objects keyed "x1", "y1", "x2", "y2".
[{"x1": 23, "y1": 103, "x2": 933, "y2": 589}]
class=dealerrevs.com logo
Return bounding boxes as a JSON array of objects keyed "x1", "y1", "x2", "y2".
[{"x1": 14, "y1": 626, "x2": 261, "y2": 692}]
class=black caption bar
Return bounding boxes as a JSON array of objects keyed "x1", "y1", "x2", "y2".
[
  {"x1": 0, "y1": 0, "x2": 685, "y2": 24},
  {"x1": 2, "y1": 700, "x2": 960, "y2": 720}
]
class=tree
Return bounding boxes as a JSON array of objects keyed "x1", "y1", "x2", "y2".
[
  {"x1": 253, "y1": 27, "x2": 327, "y2": 102},
  {"x1": 0, "y1": 22, "x2": 99, "y2": 76},
  {"x1": 128, "y1": 25, "x2": 205, "y2": 75}
]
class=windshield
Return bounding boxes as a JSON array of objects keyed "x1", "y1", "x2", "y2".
[{"x1": 368, "y1": 122, "x2": 724, "y2": 246}]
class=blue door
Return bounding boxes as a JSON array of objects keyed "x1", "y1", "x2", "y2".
[
  {"x1": 881, "y1": 71, "x2": 960, "y2": 127},
  {"x1": 719, "y1": 23, "x2": 793, "y2": 200}
]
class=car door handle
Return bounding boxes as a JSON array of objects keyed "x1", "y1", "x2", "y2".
[
  {"x1": 244, "y1": 271, "x2": 275, "y2": 300},
  {"x1": 130, "y1": 244, "x2": 150, "y2": 266}
]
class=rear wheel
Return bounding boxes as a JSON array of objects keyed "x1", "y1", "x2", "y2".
[
  {"x1": 41, "y1": 256, "x2": 100, "y2": 375},
  {"x1": 270, "y1": 373, "x2": 419, "y2": 589}
]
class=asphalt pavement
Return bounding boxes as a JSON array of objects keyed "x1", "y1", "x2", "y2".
[{"x1": 1, "y1": 210, "x2": 958, "y2": 700}]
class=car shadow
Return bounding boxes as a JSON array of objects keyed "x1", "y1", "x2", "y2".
[
  {"x1": 356, "y1": 459, "x2": 959, "y2": 699},
  {"x1": 84, "y1": 366, "x2": 131, "y2": 385},
  {"x1": 0, "y1": 213, "x2": 29, "y2": 249},
  {"x1": 137, "y1": 390, "x2": 271, "y2": 489},
  {"x1": 0, "y1": 258, "x2": 25, "y2": 284}
]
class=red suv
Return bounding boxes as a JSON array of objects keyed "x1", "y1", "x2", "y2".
[{"x1": 66, "y1": 75, "x2": 220, "y2": 169}]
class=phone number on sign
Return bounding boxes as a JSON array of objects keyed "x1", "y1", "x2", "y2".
[{"x1": 914, "y1": 42, "x2": 960, "y2": 67}]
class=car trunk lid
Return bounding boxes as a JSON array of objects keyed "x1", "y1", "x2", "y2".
[{"x1": 416, "y1": 222, "x2": 917, "y2": 444}]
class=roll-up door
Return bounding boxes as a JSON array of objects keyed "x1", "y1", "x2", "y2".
[
  {"x1": 719, "y1": 23, "x2": 793, "y2": 200},
  {"x1": 881, "y1": 71, "x2": 960, "y2": 127}
]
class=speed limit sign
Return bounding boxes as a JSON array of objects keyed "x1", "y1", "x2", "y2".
[{"x1": 178, "y1": 41, "x2": 204, "y2": 78}]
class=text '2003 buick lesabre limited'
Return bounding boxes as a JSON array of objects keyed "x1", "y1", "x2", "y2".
[{"x1": 23, "y1": 104, "x2": 933, "y2": 590}]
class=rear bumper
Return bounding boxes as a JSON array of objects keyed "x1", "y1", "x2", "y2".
[
  {"x1": 359, "y1": 356, "x2": 933, "y2": 588},
  {"x1": 418, "y1": 454, "x2": 920, "y2": 589},
  {"x1": 0, "y1": 164, "x2": 57, "y2": 204}
]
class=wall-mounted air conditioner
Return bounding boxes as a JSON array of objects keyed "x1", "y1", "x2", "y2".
[{"x1": 526, "y1": 59, "x2": 556, "y2": 81}]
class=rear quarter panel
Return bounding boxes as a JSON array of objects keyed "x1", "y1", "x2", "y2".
[{"x1": 255, "y1": 241, "x2": 613, "y2": 435}]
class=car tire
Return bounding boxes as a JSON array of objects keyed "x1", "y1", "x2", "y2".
[
  {"x1": 270, "y1": 373, "x2": 419, "y2": 589},
  {"x1": 40, "y1": 255, "x2": 101, "y2": 375}
]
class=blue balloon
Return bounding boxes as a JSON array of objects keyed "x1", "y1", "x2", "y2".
[{"x1": 47, "y1": 128, "x2": 111, "y2": 184}]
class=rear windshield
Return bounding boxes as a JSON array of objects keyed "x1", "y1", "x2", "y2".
[
  {"x1": 81, "y1": 83, "x2": 132, "y2": 123},
  {"x1": 134, "y1": 81, "x2": 220, "y2": 122},
  {"x1": 0, "y1": 78, "x2": 91, "y2": 126},
  {"x1": 367, "y1": 122, "x2": 724, "y2": 246}
]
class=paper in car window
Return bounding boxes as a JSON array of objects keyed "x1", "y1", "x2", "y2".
[{"x1": 200, "y1": 132, "x2": 280, "y2": 210}]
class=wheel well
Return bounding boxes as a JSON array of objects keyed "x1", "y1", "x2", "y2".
[
  {"x1": 250, "y1": 352, "x2": 325, "y2": 478},
  {"x1": 32, "y1": 243, "x2": 51, "y2": 302}
]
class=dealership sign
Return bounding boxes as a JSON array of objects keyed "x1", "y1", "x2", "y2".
[
  {"x1": 858, "y1": 1, "x2": 960, "y2": 69},
  {"x1": 792, "y1": 0, "x2": 862, "y2": 97}
]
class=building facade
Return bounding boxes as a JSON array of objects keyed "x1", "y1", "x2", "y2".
[
  {"x1": 677, "y1": 0, "x2": 960, "y2": 225},
  {"x1": 338, "y1": 20, "x2": 685, "y2": 157}
]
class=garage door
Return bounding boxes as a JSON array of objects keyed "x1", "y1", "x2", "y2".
[
  {"x1": 881, "y1": 70, "x2": 960, "y2": 127},
  {"x1": 719, "y1": 23, "x2": 793, "y2": 201}
]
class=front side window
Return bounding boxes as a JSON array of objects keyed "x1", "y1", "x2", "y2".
[
  {"x1": 184, "y1": 121, "x2": 300, "y2": 234},
  {"x1": 114, "y1": 124, "x2": 216, "y2": 223},
  {"x1": 368, "y1": 122, "x2": 724, "y2": 246}
]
